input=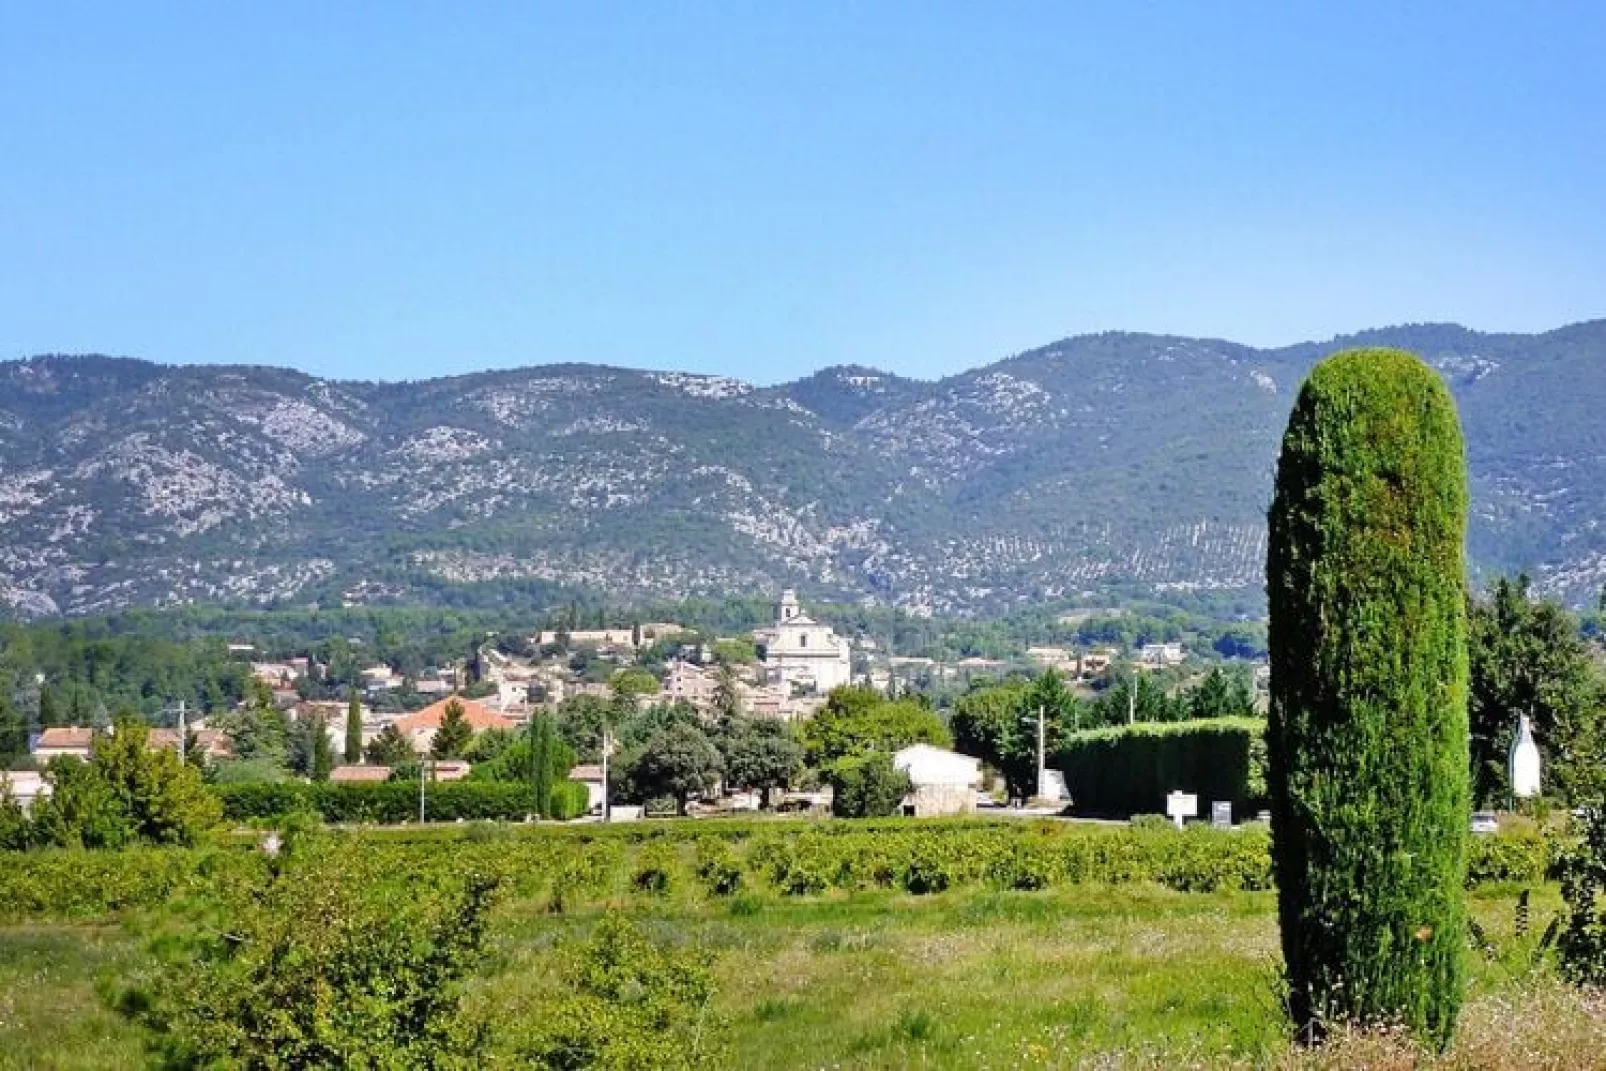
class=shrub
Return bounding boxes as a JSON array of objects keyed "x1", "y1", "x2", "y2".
[
  {"x1": 512, "y1": 914, "x2": 721, "y2": 1068},
  {"x1": 118, "y1": 842, "x2": 500, "y2": 1067},
  {"x1": 823, "y1": 753, "x2": 911, "y2": 819},
  {"x1": 694, "y1": 838, "x2": 744, "y2": 896},
  {"x1": 1057, "y1": 718, "x2": 1265, "y2": 819},
  {"x1": 632, "y1": 842, "x2": 677, "y2": 895},
  {"x1": 1266, "y1": 348, "x2": 1471, "y2": 1047},
  {"x1": 1556, "y1": 807, "x2": 1606, "y2": 985}
]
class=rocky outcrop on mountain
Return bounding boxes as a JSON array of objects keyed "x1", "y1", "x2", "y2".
[{"x1": 3, "y1": 321, "x2": 1605, "y2": 617}]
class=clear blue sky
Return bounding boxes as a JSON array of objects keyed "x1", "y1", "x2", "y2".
[{"x1": 3, "y1": 2, "x2": 1603, "y2": 384}]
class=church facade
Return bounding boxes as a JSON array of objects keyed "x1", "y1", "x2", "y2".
[{"x1": 755, "y1": 589, "x2": 853, "y2": 694}]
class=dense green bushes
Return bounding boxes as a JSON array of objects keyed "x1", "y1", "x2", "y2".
[
  {"x1": 1267, "y1": 348, "x2": 1472, "y2": 1046},
  {"x1": 1057, "y1": 717, "x2": 1265, "y2": 819},
  {"x1": 0, "y1": 817, "x2": 1558, "y2": 924},
  {"x1": 212, "y1": 779, "x2": 590, "y2": 824},
  {"x1": 822, "y1": 753, "x2": 911, "y2": 818}
]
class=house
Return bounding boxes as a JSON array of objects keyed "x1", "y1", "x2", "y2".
[
  {"x1": 536, "y1": 628, "x2": 639, "y2": 648},
  {"x1": 0, "y1": 770, "x2": 49, "y2": 812},
  {"x1": 569, "y1": 763, "x2": 606, "y2": 812},
  {"x1": 1137, "y1": 643, "x2": 1186, "y2": 668},
  {"x1": 30, "y1": 727, "x2": 96, "y2": 763},
  {"x1": 329, "y1": 765, "x2": 393, "y2": 783},
  {"x1": 892, "y1": 744, "x2": 984, "y2": 818},
  {"x1": 250, "y1": 662, "x2": 302, "y2": 687},
  {"x1": 147, "y1": 728, "x2": 235, "y2": 760},
  {"x1": 754, "y1": 589, "x2": 852, "y2": 693},
  {"x1": 426, "y1": 760, "x2": 471, "y2": 782},
  {"x1": 390, "y1": 697, "x2": 516, "y2": 754}
]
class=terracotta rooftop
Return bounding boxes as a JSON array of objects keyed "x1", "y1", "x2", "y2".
[
  {"x1": 33, "y1": 727, "x2": 95, "y2": 750},
  {"x1": 330, "y1": 765, "x2": 394, "y2": 783},
  {"x1": 391, "y1": 697, "x2": 515, "y2": 735}
]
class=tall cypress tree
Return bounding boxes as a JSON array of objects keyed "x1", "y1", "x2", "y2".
[
  {"x1": 344, "y1": 692, "x2": 363, "y2": 765},
  {"x1": 1267, "y1": 348, "x2": 1470, "y2": 1047},
  {"x1": 529, "y1": 712, "x2": 555, "y2": 818}
]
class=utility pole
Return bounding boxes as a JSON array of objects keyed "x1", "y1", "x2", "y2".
[
  {"x1": 1035, "y1": 704, "x2": 1047, "y2": 800},
  {"x1": 1128, "y1": 667, "x2": 1137, "y2": 726},
  {"x1": 177, "y1": 699, "x2": 187, "y2": 762},
  {"x1": 600, "y1": 727, "x2": 612, "y2": 823},
  {"x1": 418, "y1": 754, "x2": 426, "y2": 824}
]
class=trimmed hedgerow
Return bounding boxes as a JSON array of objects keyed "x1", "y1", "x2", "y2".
[
  {"x1": 1267, "y1": 348, "x2": 1471, "y2": 1048},
  {"x1": 1057, "y1": 717, "x2": 1266, "y2": 819},
  {"x1": 211, "y1": 779, "x2": 591, "y2": 824}
]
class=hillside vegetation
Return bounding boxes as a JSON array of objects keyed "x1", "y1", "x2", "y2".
[{"x1": 3, "y1": 321, "x2": 1605, "y2": 617}]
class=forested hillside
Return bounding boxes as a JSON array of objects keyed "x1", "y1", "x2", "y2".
[{"x1": 2, "y1": 321, "x2": 1604, "y2": 617}]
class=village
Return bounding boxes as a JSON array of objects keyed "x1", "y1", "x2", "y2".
[{"x1": 6, "y1": 588, "x2": 1264, "y2": 822}]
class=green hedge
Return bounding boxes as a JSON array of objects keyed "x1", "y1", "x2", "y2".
[
  {"x1": 1057, "y1": 717, "x2": 1266, "y2": 820},
  {"x1": 213, "y1": 779, "x2": 590, "y2": 824}
]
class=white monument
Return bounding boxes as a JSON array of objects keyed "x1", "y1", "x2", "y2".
[{"x1": 1510, "y1": 713, "x2": 1542, "y2": 800}]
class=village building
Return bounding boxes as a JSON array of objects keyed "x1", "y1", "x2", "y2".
[
  {"x1": 29, "y1": 726, "x2": 96, "y2": 762},
  {"x1": 1137, "y1": 643, "x2": 1187, "y2": 669},
  {"x1": 0, "y1": 770, "x2": 49, "y2": 812},
  {"x1": 568, "y1": 763, "x2": 606, "y2": 812},
  {"x1": 147, "y1": 728, "x2": 234, "y2": 760},
  {"x1": 329, "y1": 765, "x2": 393, "y2": 783},
  {"x1": 893, "y1": 743, "x2": 984, "y2": 817},
  {"x1": 390, "y1": 696, "x2": 516, "y2": 754},
  {"x1": 754, "y1": 589, "x2": 852, "y2": 694}
]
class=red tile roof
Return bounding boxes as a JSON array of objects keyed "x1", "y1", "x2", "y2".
[
  {"x1": 330, "y1": 765, "x2": 394, "y2": 783},
  {"x1": 33, "y1": 727, "x2": 95, "y2": 750},
  {"x1": 391, "y1": 697, "x2": 514, "y2": 735}
]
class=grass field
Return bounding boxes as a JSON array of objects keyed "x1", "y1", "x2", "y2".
[{"x1": 2, "y1": 874, "x2": 1600, "y2": 1069}]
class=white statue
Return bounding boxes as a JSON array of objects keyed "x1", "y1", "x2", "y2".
[{"x1": 1509, "y1": 713, "x2": 1542, "y2": 800}]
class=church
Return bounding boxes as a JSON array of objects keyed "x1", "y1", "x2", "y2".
[{"x1": 754, "y1": 589, "x2": 853, "y2": 694}]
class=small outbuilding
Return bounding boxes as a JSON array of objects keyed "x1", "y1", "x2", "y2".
[{"x1": 893, "y1": 743, "x2": 984, "y2": 817}]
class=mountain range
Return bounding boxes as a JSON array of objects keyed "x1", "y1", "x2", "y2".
[{"x1": 2, "y1": 321, "x2": 1604, "y2": 619}]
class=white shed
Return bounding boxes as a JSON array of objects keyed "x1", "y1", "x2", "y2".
[{"x1": 893, "y1": 744, "x2": 984, "y2": 817}]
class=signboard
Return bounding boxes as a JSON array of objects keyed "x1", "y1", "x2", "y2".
[
  {"x1": 1211, "y1": 801, "x2": 1232, "y2": 829},
  {"x1": 1165, "y1": 791, "x2": 1198, "y2": 829}
]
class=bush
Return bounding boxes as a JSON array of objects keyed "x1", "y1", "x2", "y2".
[
  {"x1": 118, "y1": 842, "x2": 500, "y2": 1067},
  {"x1": 1266, "y1": 347, "x2": 1471, "y2": 1047},
  {"x1": 1057, "y1": 718, "x2": 1265, "y2": 820},
  {"x1": 511, "y1": 914, "x2": 721, "y2": 1068},
  {"x1": 1556, "y1": 807, "x2": 1606, "y2": 985},
  {"x1": 694, "y1": 838, "x2": 744, "y2": 896},
  {"x1": 823, "y1": 753, "x2": 910, "y2": 819}
]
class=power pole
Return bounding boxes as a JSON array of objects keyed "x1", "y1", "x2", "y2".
[
  {"x1": 177, "y1": 699, "x2": 187, "y2": 761},
  {"x1": 1128, "y1": 668, "x2": 1137, "y2": 726},
  {"x1": 418, "y1": 755, "x2": 426, "y2": 824},
  {"x1": 1035, "y1": 703, "x2": 1047, "y2": 800},
  {"x1": 600, "y1": 728, "x2": 613, "y2": 823}
]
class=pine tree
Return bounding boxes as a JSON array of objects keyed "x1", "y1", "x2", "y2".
[
  {"x1": 365, "y1": 724, "x2": 414, "y2": 766},
  {"x1": 0, "y1": 693, "x2": 27, "y2": 765},
  {"x1": 430, "y1": 699, "x2": 473, "y2": 760},
  {"x1": 1266, "y1": 348, "x2": 1470, "y2": 1047},
  {"x1": 344, "y1": 692, "x2": 363, "y2": 764},
  {"x1": 312, "y1": 717, "x2": 335, "y2": 782},
  {"x1": 38, "y1": 684, "x2": 61, "y2": 728}
]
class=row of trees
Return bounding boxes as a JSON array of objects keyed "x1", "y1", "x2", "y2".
[
  {"x1": 950, "y1": 666, "x2": 1256, "y2": 799},
  {"x1": 1, "y1": 718, "x2": 220, "y2": 850}
]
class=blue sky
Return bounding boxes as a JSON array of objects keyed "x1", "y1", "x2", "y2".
[{"x1": 3, "y1": 2, "x2": 1603, "y2": 384}]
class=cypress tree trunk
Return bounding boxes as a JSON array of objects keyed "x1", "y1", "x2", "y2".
[{"x1": 1266, "y1": 348, "x2": 1470, "y2": 1048}]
